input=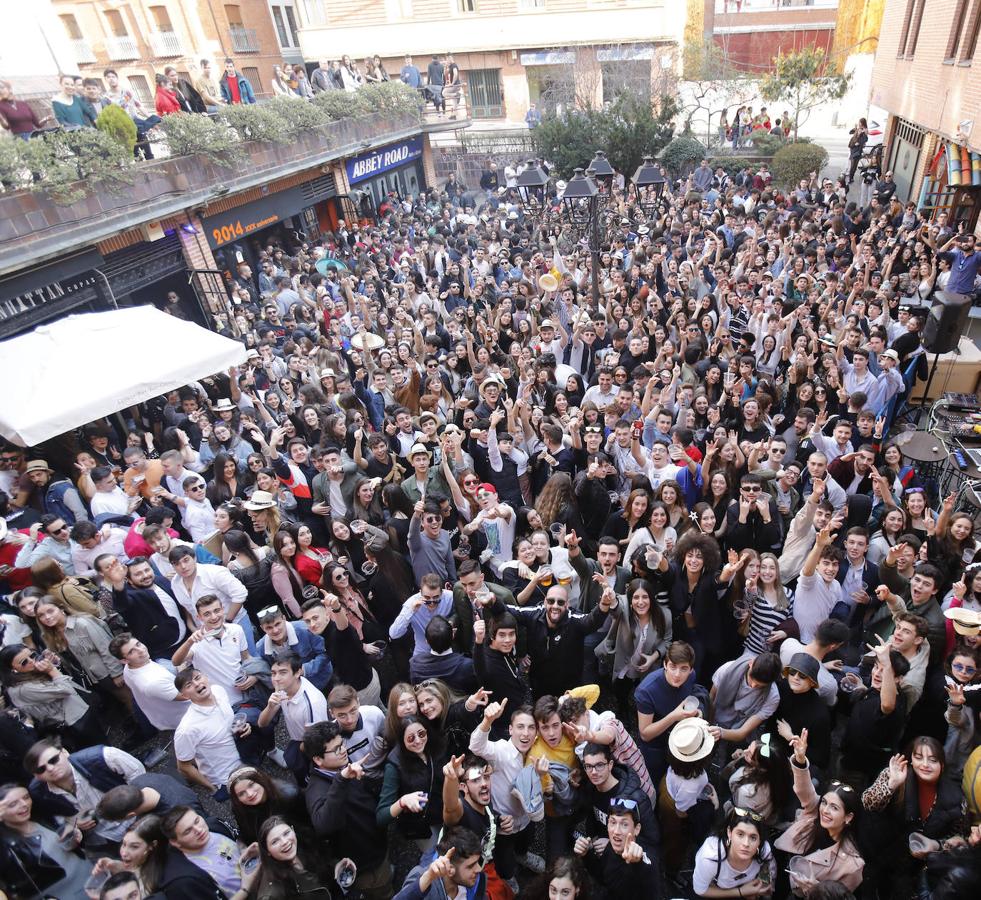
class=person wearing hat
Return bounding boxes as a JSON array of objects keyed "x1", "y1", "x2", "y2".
[
  {"x1": 400, "y1": 443, "x2": 451, "y2": 505},
  {"x1": 772, "y1": 653, "x2": 831, "y2": 773},
  {"x1": 17, "y1": 460, "x2": 88, "y2": 526},
  {"x1": 82, "y1": 423, "x2": 123, "y2": 469},
  {"x1": 473, "y1": 376, "x2": 507, "y2": 425}
]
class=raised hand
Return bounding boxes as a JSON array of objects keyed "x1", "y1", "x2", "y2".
[
  {"x1": 886, "y1": 753, "x2": 908, "y2": 791},
  {"x1": 790, "y1": 727, "x2": 809, "y2": 765},
  {"x1": 483, "y1": 697, "x2": 508, "y2": 723}
]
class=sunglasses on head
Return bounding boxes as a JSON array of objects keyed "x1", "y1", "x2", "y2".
[
  {"x1": 732, "y1": 806, "x2": 763, "y2": 822},
  {"x1": 830, "y1": 780, "x2": 855, "y2": 792},
  {"x1": 256, "y1": 605, "x2": 282, "y2": 622},
  {"x1": 610, "y1": 798, "x2": 638, "y2": 811}
]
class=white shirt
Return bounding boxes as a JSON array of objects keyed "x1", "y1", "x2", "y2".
[
  {"x1": 71, "y1": 527, "x2": 129, "y2": 579},
  {"x1": 151, "y1": 539, "x2": 196, "y2": 580},
  {"x1": 182, "y1": 496, "x2": 216, "y2": 543},
  {"x1": 123, "y1": 660, "x2": 190, "y2": 730},
  {"x1": 174, "y1": 685, "x2": 244, "y2": 788},
  {"x1": 184, "y1": 623, "x2": 249, "y2": 703},
  {"x1": 581, "y1": 384, "x2": 619, "y2": 410},
  {"x1": 693, "y1": 836, "x2": 775, "y2": 895},
  {"x1": 90, "y1": 487, "x2": 131, "y2": 518},
  {"x1": 280, "y1": 676, "x2": 329, "y2": 741},
  {"x1": 793, "y1": 572, "x2": 844, "y2": 643},
  {"x1": 170, "y1": 562, "x2": 249, "y2": 625},
  {"x1": 469, "y1": 727, "x2": 531, "y2": 829}
]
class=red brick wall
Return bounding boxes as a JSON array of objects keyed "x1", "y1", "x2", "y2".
[{"x1": 714, "y1": 29, "x2": 835, "y2": 72}]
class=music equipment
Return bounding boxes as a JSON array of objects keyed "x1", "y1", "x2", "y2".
[
  {"x1": 923, "y1": 291, "x2": 972, "y2": 354},
  {"x1": 944, "y1": 392, "x2": 981, "y2": 411}
]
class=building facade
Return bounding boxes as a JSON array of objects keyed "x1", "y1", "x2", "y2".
[
  {"x1": 51, "y1": 0, "x2": 301, "y2": 102},
  {"x1": 870, "y1": 0, "x2": 981, "y2": 226},
  {"x1": 295, "y1": 0, "x2": 686, "y2": 125}
]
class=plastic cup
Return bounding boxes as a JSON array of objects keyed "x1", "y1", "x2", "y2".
[
  {"x1": 840, "y1": 673, "x2": 862, "y2": 694},
  {"x1": 549, "y1": 523, "x2": 564, "y2": 539},
  {"x1": 538, "y1": 568, "x2": 553, "y2": 587},
  {"x1": 337, "y1": 862, "x2": 357, "y2": 890},
  {"x1": 787, "y1": 855, "x2": 816, "y2": 884},
  {"x1": 58, "y1": 823, "x2": 77, "y2": 850},
  {"x1": 682, "y1": 696, "x2": 699, "y2": 713},
  {"x1": 909, "y1": 832, "x2": 940, "y2": 854},
  {"x1": 84, "y1": 870, "x2": 110, "y2": 897},
  {"x1": 231, "y1": 712, "x2": 248, "y2": 735}
]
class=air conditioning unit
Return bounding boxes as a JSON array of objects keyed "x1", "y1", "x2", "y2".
[{"x1": 142, "y1": 222, "x2": 165, "y2": 242}]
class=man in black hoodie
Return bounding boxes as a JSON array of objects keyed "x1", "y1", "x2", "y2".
[
  {"x1": 580, "y1": 743, "x2": 660, "y2": 853},
  {"x1": 158, "y1": 805, "x2": 239, "y2": 899},
  {"x1": 304, "y1": 721, "x2": 393, "y2": 900}
]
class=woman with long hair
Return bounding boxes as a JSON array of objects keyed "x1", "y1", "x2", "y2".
[
  {"x1": 692, "y1": 806, "x2": 777, "y2": 897},
  {"x1": 247, "y1": 815, "x2": 333, "y2": 899},
  {"x1": 623, "y1": 502, "x2": 677, "y2": 567},
  {"x1": 860, "y1": 737, "x2": 963, "y2": 897},
  {"x1": 206, "y1": 451, "x2": 245, "y2": 506},
  {"x1": 229, "y1": 766, "x2": 309, "y2": 847},
  {"x1": 722, "y1": 551, "x2": 795, "y2": 655},
  {"x1": 0, "y1": 643, "x2": 101, "y2": 749},
  {"x1": 500, "y1": 537, "x2": 552, "y2": 607},
  {"x1": 329, "y1": 518, "x2": 368, "y2": 578},
  {"x1": 657, "y1": 480, "x2": 689, "y2": 532},
  {"x1": 34, "y1": 598, "x2": 131, "y2": 710},
  {"x1": 725, "y1": 735, "x2": 793, "y2": 826},
  {"x1": 929, "y1": 493, "x2": 978, "y2": 595},
  {"x1": 90, "y1": 815, "x2": 168, "y2": 895},
  {"x1": 29, "y1": 558, "x2": 102, "y2": 619},
  {"x1": 414, "y1": 678, "x2": 488, "y2": 756},
  {"x1": 292, "y1": 523, "x2": 332, "y2": 587},
  {"x1": 224, "y1": 529, "x2": 277, "y2": 619},
  {"x1": 381, "y1": 483, "x2": 416, "y2": 552},
  {"x1": 352, "y1": 477, "x2": 386, "y2": 526},
  {"x1": 523, "y1": 855, "x2": 590, "y2": 900},
  {"x1": 776, "y1": 728, "x2": 864, "y2": 895},
  {"x1": 902, "y1": 488, "x2": 932, "y2": 543},
  {"x1": 384, "y1": 682, "x2": 419, "y2": 744},
  {"x1": 0, "y1": 782, "x2": 93, "y2": 898},
  {"x1": 321, "y1": 563, "x2": 383, "y2": 646},
  {"x1": 602, "y1": 488, "x2": 652, "y2": 552},
  {"x1": 271, "y1": 529, "x2": 306, "y2": 618},
  {"x1": 454, "y1": 468, "x2": 482, "y2": 520},
  {"x1": 868, "y1": 507, "x2": 908, "y2": 566},
  {"x1": 376, "y1": 714, "x2": 447, "y2": 853},
  {"x1": 702, "y1": 469, "x2": 733, "y2": 541}
]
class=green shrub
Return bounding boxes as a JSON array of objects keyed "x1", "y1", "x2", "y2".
[
  {"x1": 156, "y1": 112, "x2": 244, "y2": 166},
  {"x1": 219, "y1": 103, "x2": 289, "y2": 144},
  {"x1": 709, "y1": 156, "x2": 756, "y2": 177},
  {"x1": 660, "y1": 135, "x2": 706, "y2": 177},
  {"x1": 265, "y1": 95, "x2": 330, "y2": 135},
  {"x1": 96, "y1": 104, "x2": 137, "y2": 154},
  {"x1": 748, "y1": 130, "x2": 785, "y2": 155},
  {"x1": 19, "y1": 129, "x2": 133, "y2": 203},
  {"x1": 358, "y1": 81, "x2": 424, "y2": 119},
  {"x1": 771, "y1": 141, "x2": 829, "y2": 188},
  {"x1": 312, "y1": 90, "x2": 370, "y2": 121},
  {"x1": 0, "y1": 139, "x2": 29, "y2": 191}
]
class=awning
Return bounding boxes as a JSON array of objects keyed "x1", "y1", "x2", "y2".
[
  {"x1": 0, "y1": 306, "x2": 247, "y2": 447},
  {"x1": 520, "y1": 50, "x2": 576, "y2": 66}
]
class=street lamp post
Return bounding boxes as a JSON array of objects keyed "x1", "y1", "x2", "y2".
[{"x1": 559, "y1": 168, "x2": 602, "y2": 306}]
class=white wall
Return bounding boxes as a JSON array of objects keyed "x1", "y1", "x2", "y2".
[{"x1": 0, "y1": 0, "x2": 75, "y2": 80}]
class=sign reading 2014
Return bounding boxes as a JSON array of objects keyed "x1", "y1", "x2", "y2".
[{"x1": 346, "y1": 137, "x2": 423, "y2": 185}]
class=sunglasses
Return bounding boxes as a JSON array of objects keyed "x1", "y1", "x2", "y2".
[
  {"x1": 256, "y1": 605, "x2": 282, "y2": 622},
  {"x1": 34, "y1": 750, "x2": 63, "y2": 774},
  {"x1": 952, "y1": 662, "x2": 977, "y2": 675},
  {"x1": 732, "y1": 806, "x2": 763, "y2": 822},
  {"x1": 610, "y1": 798, "x2": 637, "y2": 811},
  {"x1": 830, "y1": 780, "x2": 855, "y2": 792},
  {"x1": 584, "y1": 426, "x2": 603, "y2": 434},
  {"x1": 787, "y1": 668, "x2": 811, "y2": 680},
  {"x1": 422, "y1": 597, "x2": 441, "y2": 607},
  {"x1": 545, "y1": 597, "x2": 568, "y2": 607},
  {"x1": 49, "y1": 525, "x2": 70, "y2": 535}
]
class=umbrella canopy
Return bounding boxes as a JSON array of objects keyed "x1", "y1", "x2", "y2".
[{"x1": 0, "y1": 306, "x2": 247, "y2": 447}]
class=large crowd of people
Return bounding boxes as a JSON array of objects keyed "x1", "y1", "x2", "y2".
[{"x1": 0, "y1": 153, "x2": 980, "y2": 900}]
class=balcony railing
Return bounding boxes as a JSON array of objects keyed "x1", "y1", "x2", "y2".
[
  {"x1": 105, "y1": 35, "x2": 140, "y2": 60},
  {"x1": 229, "y1": 26, "x2": 260, "y2": 53},
  {"x1": 69, "y1": 37, "x2": 96, "y2": 64},
  {"x1": 715, "y1": 0, "x2": 838, "y2": 11},
  {"x1": 148, "y1": 30, "x2": 184, "y2": 57}
]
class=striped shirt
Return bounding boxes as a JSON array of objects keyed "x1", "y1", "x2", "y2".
[{"x1": 743, "y1": 588, "x2": 795, "y2": 656}]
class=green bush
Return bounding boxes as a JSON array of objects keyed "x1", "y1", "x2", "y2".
[
  {"x1": 219, "y1": 103, "x2": 289, "y2": 144},
  {"x1": 19, "y1": 129, "x2": 133, "y2": 203},
  {"x1": 156, "y1": 112, "x2": 244, "y2": 166},
  {"x1": 0, "y1": 139, "x2": 29, "y2": 191},
  {"x1": 96, "y1": 104, "x2": 137, "y2": 154},
  {"x1": 748, "y1": 130, "x2": 785, "y2": 155},
  {"x1": 265, "y1": 95, "x2": 330, "y2": 135},
  {"x1": 358, "y1": 81, "x2": 424, "y2": 118},
  {"x1": 771, "y1": 141, "x2": 829, "y2": 188},
  {"x1": 660, "y1": 135, "x2": 706, "y2": 177},
  {"x1": 312, "y1": 90, "x2": 370, "y2": 121},
  {"x1": 709, "y1": 156, "x2": 756, "y2": 177}
]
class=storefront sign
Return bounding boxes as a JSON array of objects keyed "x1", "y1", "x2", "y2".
[
  {"x1": 0, "y1": 250, "x2": 104, "y2": 337},
  {"x1": 346, "y1": 137, "x2": 423, "y2": 186},
  {"x1": 201, "y1": 186, "x2": 310, "y2": 250}
]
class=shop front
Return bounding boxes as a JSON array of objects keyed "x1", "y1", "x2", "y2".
[
  {"x1": 0, "y1": 250, "x2": 110, "y2": 341},
  {"x1": 345, "y1": 136, "x2": 426, "y2": 216},
  {"x1": 201, "y1": 176, "x2": 338, "y2": 285}
]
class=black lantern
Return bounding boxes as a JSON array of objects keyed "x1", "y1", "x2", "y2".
[
  {"x1": 588, "y1": 150, "x2": 616, "y2": 193},
  {"x1": 559, "y1": 168, "x2": 599, "y2": 237},
  {"x1": 516, "y1": 159, "x2": 549, "y2": 208},
  {"x1": 631, "y1": 155, "x2": 667, "y2": 217}
]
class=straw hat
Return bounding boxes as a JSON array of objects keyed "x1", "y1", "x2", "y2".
[
  {"x1": 243, "y1": 490, "x2": 277, "y2": 510},
  {"x1": 945, "y1": 607, "x2": 981, "y2": 637},
  {"x1": 352, "y1": 331, "x2": 385, "y2": 351},
  {"x1": 408, "y1": 443, "x2": 430, "y2": 460},
  {"x1": 24, "y1": 460, "x2": 54, "y2": 475},
  {"x1": 668, "y1": 716, "x2": 715, "y2": 763},
  {"x1": 213, "y1": 398, "x2": 235, "y2": 412}
]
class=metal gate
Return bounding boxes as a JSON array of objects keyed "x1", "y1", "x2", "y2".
[{"x1": 466, "y1": 69, "x2": 503, "y2": 119}]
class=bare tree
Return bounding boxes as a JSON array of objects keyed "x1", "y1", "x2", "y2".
[{"x1": 679, "y1": 37, "x2": 755, "y2": 145}]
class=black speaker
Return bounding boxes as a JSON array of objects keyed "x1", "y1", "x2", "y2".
[{"x1": 923, "y1": 291, "x2": 972, "y2": 354}]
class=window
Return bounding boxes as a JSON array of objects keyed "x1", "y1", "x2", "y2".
[
  {"x1": 905, "y1": 0, "x2": 926, "y2": 58},
  {"x1": 962, "y1": 0, "x2": 981, "y2": 62},
  {"x1": 898, "y1": 0, "x2": 916, "y2": 56},
  {"x1": 225, "y1": 4, "x2": 243, "y2": 26},
  {"x1": 272, "y1": 7, "x2": 290, "y2": 46},
  {"x1": 519, "y1": 0, "x2": 546, "y2": 7},
  {"x1": 60, "y1": 14, "x2": 82, "y2": 39},
  {"x1": 284, "y1": 6, "x2": 300, "y2": 43},
  {"x1": 466, "y1": 68, "x2": 502, "y2": 118},
  {"x1": 243, "y1": 66, "x2": 262, "y2": 94},
  {"x1": 105, "y1": 9, "x2": 128, "y2": 37},
  {"x1": 456, "y1": 0, "x2": 477, "y2": 12},
  {"x1": 150, "y1": 5, "x2": 174, "y2": 31},
  {"x1": 129, "y1": 74, "x2": 152, "y2": 106},
  {"x1": 385, "y1": 0, "x2": 413, "y2": 19}
]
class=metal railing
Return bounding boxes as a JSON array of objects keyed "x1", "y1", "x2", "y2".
[
  {"x1": 229, "y1": 26, "x2": 260, "y2": 53},
  {"x1": 105, "y1": 35, "x2": 140, "y2": 60},
  {"x1": 715, "y1": 0, "x2": 838, "y2": 11},
  {"x1": 70, "y1": 37, "x2": 96, "y2": 64},
  {"x1": 148, "y1": 30, "x2": 184, "y2": 58}
]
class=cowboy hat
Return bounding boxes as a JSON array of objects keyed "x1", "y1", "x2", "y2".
[
  {"x1": 319, "y1": 368, "x2": 337, "y2": 380},
  {"x1": 213, "y1": 398, "x2": 235, "y2": 412},
  {"x1": 668, "y1": 716, "x2": 715, "y2": 763},
  {"x1": 351, "y1": 331, "x2": 385, "y2": 351},
  {"x1": 408, "y1": 443, "x2": 430, "y2": 459},
  {"x1": 243, "y1": 491, "x2": 277, "y2": 510},
  {"x1": 24, "y1": 460, "x2": 54, "y2": 475},
  {"x1": 479, "y1": 375, "x2": 505, "y2": 397}
]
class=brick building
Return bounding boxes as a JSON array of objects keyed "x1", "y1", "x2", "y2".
[
  {"x1": 871, "y1": 0, "x2": 981, "y2": 226},
  {"x1": 52, "y1": 0, "x2": 303, "y2": 103},
  {"x1": 294, "y1": 0, "x2": 687, "y2": 126}
]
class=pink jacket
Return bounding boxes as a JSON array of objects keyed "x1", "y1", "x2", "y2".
[{"x1": 774, "y1": 761, "x2": 865, "y2": 893}]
